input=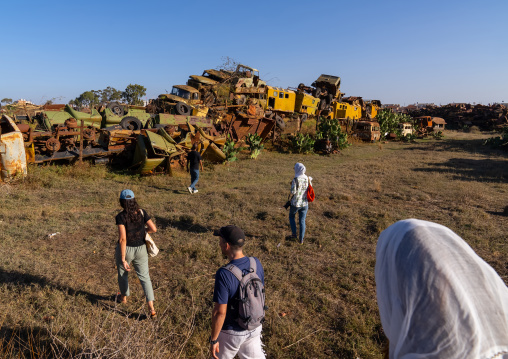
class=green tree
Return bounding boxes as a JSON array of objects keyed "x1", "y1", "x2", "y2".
[
  {"x1": 100, "y1": 87, "x2": 123, "y2": 102},
  {"x1": 1, "y1": 98, "x2": 13, "y2": 104},
  {"x1": 122, "y1": 84, "x2": 146, "y2": 106},
  {"x1": 69, "y1": 90, "x2": 101, "y2": 108}
]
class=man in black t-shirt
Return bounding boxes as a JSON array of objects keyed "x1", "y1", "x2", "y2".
[{"x1": 186, "y1": 143, "x2": 203, "y2": 194}]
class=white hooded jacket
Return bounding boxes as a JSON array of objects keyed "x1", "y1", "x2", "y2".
[{"x1": 375, "y1": 219, "x2": 508, "y2": 359}]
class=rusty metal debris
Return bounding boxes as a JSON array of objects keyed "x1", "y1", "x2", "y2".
[
  {"x1": 403, "y1": 103, "x2": 507, "y2": 130},
  {"x1": 2, "y1": 66, "x2": 389, "y2": 176},
  {"x1": 297, "y1": 74, "x2": 382, "y2": 134},
  {"x1": 0, "y1": 115, "x2": 27, "y2": 182},
  {"x1": 412, "y1": 116, "x2": 447, "y2": 136}
]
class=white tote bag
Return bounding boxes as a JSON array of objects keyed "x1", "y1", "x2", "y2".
[
  {"x1": 145, "y1": 232, "x2": 159, "y2": 257},
  {"x1": 140, "y1": 209, "x2": 159, "y2": 257}
]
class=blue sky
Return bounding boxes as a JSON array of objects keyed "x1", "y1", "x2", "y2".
[{"x1": 1, "y1": 0, "x2": 506, "y2": 105}]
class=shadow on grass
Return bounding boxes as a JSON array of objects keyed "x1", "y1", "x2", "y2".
[
  {"x1": 413, "y1": 158, "x2": 508, "y2": 183},
  {"x1": 0, "y1": 268, "x2": 110, "y2": 305},
  {"x1": 486, "y1": 210, "x2": 508, "y2": 217},
  {"x1": 152, "y1": 215, "x2": 209, "y2": 233},
  {"x1": 403, "y1": 136, "x2": 507, "y2": 156}
]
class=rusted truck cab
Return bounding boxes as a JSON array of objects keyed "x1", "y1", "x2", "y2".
[
  {"x1": 233, "y1": 65, "x2": 267, "y2": 90},
  {"x1": 153, "y1": 86, "x2": 209, "y2": 117},
  {"x1": 352, "y1": 121, "x2": 381, "y2": 142},
  {"x1": 0, "y1": 115, "x2": 27, "y2": 181},
  {"x1": 398, "y1": 122, "x2": 414, "y2": 136},
  {"x1": 415, "y1": 116, "x2": 433, "y2": 134}
]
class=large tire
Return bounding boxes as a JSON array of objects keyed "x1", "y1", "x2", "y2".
[
  {"x1": 319, "y1": 99, "x2": 329, "y2": 111},
  {"x1": 175, "y1": 102, "x2": 191, "y2": 116},
  {"x1": 313, "y1": 87, "x2": 322, "y2": 98},
  {"x1": 107, "y1": 102, "x2": 125, "y2": 116},
  {"x1": 275, "y1": 115, "x2": 285, "y2": 130},
  {"x1": 300, "y1": 113, "x2": 308, "y2": 123},
  {"x1": 120, "y1": 116, "x2": 142, "y2": 131}
]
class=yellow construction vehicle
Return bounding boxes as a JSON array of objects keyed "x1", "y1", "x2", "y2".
[{"x1": 294, "y1": 92, "x2": 320, "y2": 121}]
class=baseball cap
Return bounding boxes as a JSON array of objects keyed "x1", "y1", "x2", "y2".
[
  {"x1": 120, "y1": 189, "x2": 135, "y2": 200},
  {"x1": 213, "y1": 225, "x2": 245, "y2": 246}
]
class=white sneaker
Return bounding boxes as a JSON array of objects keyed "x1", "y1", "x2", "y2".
[
  {"x1": 187, "y1": 187, "x2": 193, "y2": 193},
  {"x1": 193, "y1": 189, "x2": 198, "y2": 193}
]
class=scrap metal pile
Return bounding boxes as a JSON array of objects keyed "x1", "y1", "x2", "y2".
[
  {"x1": 407, "y1": 103, "x2": 508, "y2": 130},
  {"x1": 1, "y1": 65, "x2": 384, "y2": 179}
]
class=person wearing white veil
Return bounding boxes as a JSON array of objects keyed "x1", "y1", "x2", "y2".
[
  {"x1": 375, "y1": 219, "x2": 508, "y2": 359},
  {"x1": 288, "y1": 162, "x2": 312, "y2": 244}
]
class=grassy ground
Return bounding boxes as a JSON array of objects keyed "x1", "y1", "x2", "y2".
[{"x1": 0, "y1": 131, "x2": 507, "y2": 358}]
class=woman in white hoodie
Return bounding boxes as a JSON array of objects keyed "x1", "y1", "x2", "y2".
[
  {"x1": 288, "y1": 163, "x2": 312, "y2": 244},
  {"x1": 375, "y1": 219, "x2": 508, "y2": 359}
]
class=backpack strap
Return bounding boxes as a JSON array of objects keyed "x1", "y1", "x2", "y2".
[
  {"x1": 224, "y1": 263, "x2": 243, "y2": 282},
  {"x1": 249, "y1": 257, "x2": 257, "y2": 274},
  {"x1": 224, "y1": 257, "x2": 257, "y2": 282}
]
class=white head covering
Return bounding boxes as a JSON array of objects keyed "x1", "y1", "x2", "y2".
[
  {"x1": 375, "y1": 219, "x2": 508, "y2": 359},
  {"x1": 294, "y1": 162, "x2": 306, "y2": 178}
]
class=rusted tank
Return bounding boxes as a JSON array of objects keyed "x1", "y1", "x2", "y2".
[{"x1": 0, "y1": 115, "x2": 27, "y2": 181}]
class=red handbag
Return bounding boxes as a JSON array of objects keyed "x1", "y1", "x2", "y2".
[{"x1": 306, "y1": 177, "x2": 315, "y2": 202}]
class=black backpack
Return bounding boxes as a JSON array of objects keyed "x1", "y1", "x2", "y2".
[{"x1": 224, "y1": 257, "x2": 266, "y2": 330}]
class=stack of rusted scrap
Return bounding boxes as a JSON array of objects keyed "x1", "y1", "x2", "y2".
[{"x1": 408, "y1": 103, "x2": 507, "y2": 130}]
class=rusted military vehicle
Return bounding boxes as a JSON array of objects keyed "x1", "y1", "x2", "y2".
[
  {"x1": 414, "y1": 116, "x2": 434, "y2": 136},
  {"x1": 351, "y1": 121, "x2": 381, "y2": 142},
  {"x1": 0, "y1": 115, "x2": 27, "y2": 182},
  {"x1": 147, "y1": 85, "x2": 209, "y2": 118}
]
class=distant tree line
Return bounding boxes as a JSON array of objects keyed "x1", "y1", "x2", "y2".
[{"x1": 69, "y1": 84, "x2": 146, "y2": 108}]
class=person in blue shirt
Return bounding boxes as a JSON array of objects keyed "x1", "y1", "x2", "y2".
[{"x1": 210, "y1": 225, "x2": 266, "y2": 359}]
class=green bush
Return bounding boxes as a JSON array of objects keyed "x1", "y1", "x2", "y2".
[
  {"x1": 245, "y1": 133, "x2": 264, "y2": 159},
  {"x1": 289, "y1": 133, "x2": 315, "y2": 154},
  {"x1": 399, "y1": 133, "x2": 417, "y2": 142},
  {"x1": 316, "y1": 117, "x2": 350, "y2": 150},
  {"x1": 222, "y1": 136, "x2": 243, "y2": 162},
  {"x1": 432, "y1": 131, "x2": 444, "y2": 139},
  {"x1": 483, "y1": 127, "x2": 508, "y2": 148}
]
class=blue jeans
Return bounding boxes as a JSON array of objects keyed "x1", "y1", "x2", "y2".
[
  {"x1": 190, "y1": 168, "x2": 199, "y2": 190},
  {"x1": 289, "y1": 205, "x2": 308, "y2": 243}
]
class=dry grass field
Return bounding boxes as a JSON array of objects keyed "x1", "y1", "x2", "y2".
[{"x1": 0, "y1": 130, "x2": 507, "y2": 358}]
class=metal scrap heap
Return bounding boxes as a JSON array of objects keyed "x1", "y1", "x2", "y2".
[{"x1": 406, "y1": 103, "x2": 508, "y2": 130}]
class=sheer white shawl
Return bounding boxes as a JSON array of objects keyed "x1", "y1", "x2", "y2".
[
  {"x1": 375, "y1": 219, "x2": 508, "y2": 359},
  {"x1": 294, "y1": 162, "x2": 306, "y2": 178}
]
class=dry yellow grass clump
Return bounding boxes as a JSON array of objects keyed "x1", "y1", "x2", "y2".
[{"x1": 0, "y1": 131, "x2": 506, "y2": 358}]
